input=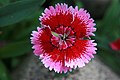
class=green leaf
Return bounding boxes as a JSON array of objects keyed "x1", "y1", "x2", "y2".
[
  {"x1": 0, "y1": 0, "x2": 10, "y2": 7},
  {"x1": 101, "y1": 0, "x2": 120, "y2": 33},
  {"x1": 13, "y1": 8, "x2": 44, "y2": 40},
  {"x1": 96, "y1": 0, "x2": 120, "y2": 75},
  {"x1": 0, "y1": 0, "x2": 45, "y2": 27},
  {"x1": 14, "y1": 9, "x2": 43, "y2": 40},
  {"x1": 0, "y1": 41, "x2": 32, "y2": 58},
  {"x1": 0, "y1": 60, "x2": 10, "y2": 80},
  {"x1": 103, "y1": 0, "x2": 119, "y2": 21},
  {"x1": 52, "y1": 32, "x2": 59, "y2": 37}
]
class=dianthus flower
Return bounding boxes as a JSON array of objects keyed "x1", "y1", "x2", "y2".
[{"x1": 31, "y1": 3, "x2": 97, "y2": 73}]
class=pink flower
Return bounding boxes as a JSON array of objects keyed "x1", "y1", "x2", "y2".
[
  {"x1": 110, "y1": 38, "x2": 120, "y2": 51},
  {"x1": 30, "y1": 3, "x2": 97, "y2": 73}
]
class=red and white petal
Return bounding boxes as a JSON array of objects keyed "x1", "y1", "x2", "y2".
[
  {"x1": 71, "y1": 8, "x2": 96, "y2": 38},
  {"x1": 30, "y1": 27, "x2": 54, "y2": 56},
  {"x1": 65, "y1": 40, "x2": 97, "y2": 69},
  {"x1": 40, "y1": 3, "x2": 73, "y2": 31},
  {"x1": 40, "y1": 48, "x2": 72, "y2": 73}
]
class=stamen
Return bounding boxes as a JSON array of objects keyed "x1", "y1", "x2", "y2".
[{"x1": 51, "y1": 26, "x2": 75, "y2": 50}]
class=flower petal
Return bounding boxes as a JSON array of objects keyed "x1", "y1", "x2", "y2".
[
  {"x1": 71, "y1": 8, "x2": 96, "y2": 38},
  {"x1": 65, "y1": 40, "x2": 97, "y2": 69},
  {"x1": 41, "y1": 53, "x2": 72, "y2": 73},
  {"x1": 31, "y1": 27, "x2": 54, "y2": 56},
  {"x1": 40, "y1": 3, "x2": 73, "y2": 31}
]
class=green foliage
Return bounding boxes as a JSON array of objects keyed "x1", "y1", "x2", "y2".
[
  {"x1": 0, "y1": 0, "x2": 45, "y2": 27},
  {"x1": 0, "y1": 60, "x2": 11, "y2": 80},
  {"x1": 0, "y1": 41, "x2": 31, "y2": 58},
  {"x1": 96, "y1": 0, "x2": 120, "y2": 74},
  {"x1": 0, "y1": 0, "x2": 10, "y2": 7},
  {"x1": 0, "y1": 0, "x2": 45, "y2": 79},
  {"x1": 97, "y1": 0, "x2": 120, "y2": 38}
]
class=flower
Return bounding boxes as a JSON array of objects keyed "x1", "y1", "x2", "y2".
[
  {"x1": 110, "y1": 38, "x2": 120, "y2": 51},
  {"x1": 30, "y1": 3, "x2": 97, "y2": 73}
]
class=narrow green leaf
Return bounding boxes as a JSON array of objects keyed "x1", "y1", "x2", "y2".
[
  {"x1": 0, "y1": 41, "x2": 32, "y2": 58},
  {"x1": 101, "y1": 0, "x2": 120, "y2": 33},
  {"x1": 103, "y1": 0, "x2": 119, "y2": 21},
  {"x1": 96, "y1": 0, "x2": 120, "y2": 41},
  {"x1": 52, "y1": 32, "x2": 59, "y2": 37},
  {"x1": 0, "y1": 0, "x2": 45, "y2": 27},
  {"x1": 0, "y1": 60, "x2": 10, "y2": 80}
]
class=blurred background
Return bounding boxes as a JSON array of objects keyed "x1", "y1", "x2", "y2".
[{"x1": 0, "y1": 0, "x2": 120, "y2": 80}]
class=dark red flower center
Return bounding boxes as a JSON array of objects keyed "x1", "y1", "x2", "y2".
[{"x1": 51, "y1": 26, "x2": 75, "y2": 50}]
